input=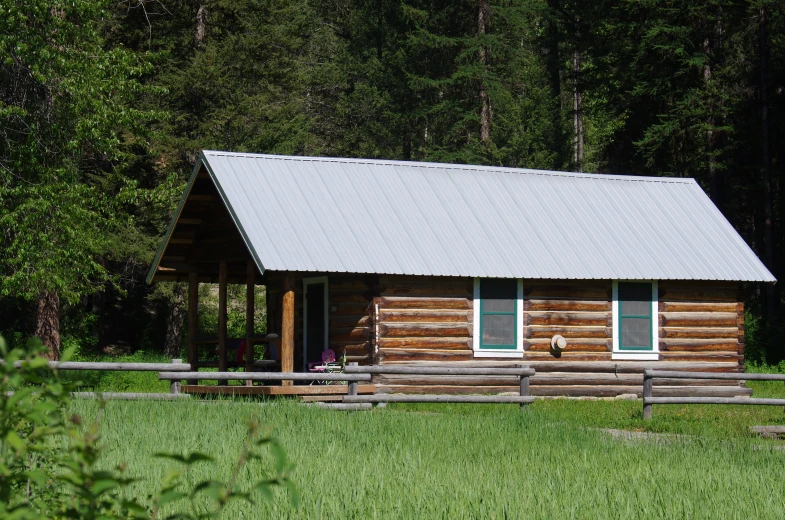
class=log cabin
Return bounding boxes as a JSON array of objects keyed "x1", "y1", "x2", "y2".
[{"x1": 147, "y1": 151, "x2": 775, "y2": 397}]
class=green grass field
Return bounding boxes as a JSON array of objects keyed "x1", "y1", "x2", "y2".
[{"x1": 68, "y1": 393, "x2": 785, "y2": 519}]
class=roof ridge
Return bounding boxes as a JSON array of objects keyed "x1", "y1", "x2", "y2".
[{"x1": 201, "y1": 150, "x2": 695, "y2": 185}]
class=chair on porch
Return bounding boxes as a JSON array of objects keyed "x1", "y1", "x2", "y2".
[{"x1": 307, "y1": 349, "x2": 345, "y2": 385}]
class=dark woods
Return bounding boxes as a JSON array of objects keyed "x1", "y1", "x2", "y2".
[{"x1": 2, "y1": 1, "x2": 785, "y2": 363}]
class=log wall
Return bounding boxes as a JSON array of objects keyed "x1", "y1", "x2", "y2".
[
  {"x1": 522, "y1": 280, "x2": 612, "y2": 361},
  {"x1": 373, "y1": 276, "x2": 474, "y2": 363},
  {"x1": 266, "y1": 272, "x2": 375, "y2": 366},
  {"x1": 657, "y1": 281, "x2": 745, "y2": 368},
  {"x1": 371, "y1": 276, "x2": 748, "y2": 397},
  {"x1": 265, "y1": 273, "x2": 748, "y2": 396}
]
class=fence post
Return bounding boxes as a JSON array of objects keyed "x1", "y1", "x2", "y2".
[
  {"x1": 519, "y1": 365, "x2": 530, "y2": 408},
  {"x1": 642, "y1": 370, "x2": 653, "y2": 420},
  {"x1": 347, "y1": 362, "x2": 359, "y2": 396},
  {"x1": 170, "y1": 359, "x2": 182, "y2": 395}
]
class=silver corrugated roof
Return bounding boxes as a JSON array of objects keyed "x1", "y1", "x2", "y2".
[{"x1": 153, "y1": 150, "x2": 776, "y2": 281}]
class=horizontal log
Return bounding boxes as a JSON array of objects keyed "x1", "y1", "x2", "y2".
[
  {"x1": 659, "y1": 340, "x2": 738, "y2": 352},
  {"x1": 379, "y1": 323, "x2": 471, "y2": 338},
  {"x1": 660, "y1": 312, "x2": 737, "y2": 327},
  {"x1": 645, "y1": 370, "x2": 785, "y2": 381},
  {"x1": 517, "y1": 361, "x2": 739, "y2": 373},
  {"x1": 330, "y1": 315, "x2": 370, "y2": 327},
  {"x1": 659, "y1": 327, "x2": 738, "y2": 339},
  {"x1": 657, "y1": 353, "x2": 740, "y2": 363},
  {"x1": 345, "y1": 365, "x2": 533, "y2": 376},
  {"x1": 376, "y1": 338, "x2": 472, "y2": 350},
  {"x1": 525, "y1": 286, "x2": 610, "y2": 300},
  {"x1": 373, "y1": 360, "x2": 740, "y2": 372},
  {"x1": 380, "y1": 276, "x2": 472, "y2": 287},
  {"x1": 343, "y1": 394, "x2": 534, "y2": 404},
  {"x1": 645, "y1": 397, "x2": 785, "y2": 406},
  {"x1": 373, "y1": 384, "x2": 750, "y2": 397},
  {"x1": 10, "y1": 361, "x2": 193, "y2": 372},
  {"x1": 193, "y1": 360, "x2": 277, "y2": 369},
  {"x1": 330, "y1": 343, "x2": 369, "y2": 355},
  {"x1": 379, "y1": 310, "x2": 469, "y2": 323},
  {"x1": 526, "y1": 312, "x2": 610, "y2": 327},
  {"x1": 380, "y1": 285, "x2": 472, "y2": 297},
  {"x1": 378, "y1": 349, "x2": 473, "y2": 362},
  {"x1": 525, "y1": 343, "x2": 610, "y2": 353},
  {"x1": 523, "y1": 352, "x2": 612, "y2": 361},
  {"x1": 330, "y1": 327, "x2": 370, "y2": 342},
  {"x1": 660, "y1": 301, "x2": 738, "y2": 313},
  {"x1": 378, "y1": 297, "x2": 472, "y2": 310},
  {"x1": 71, "y1": 392, "x2": 191, "y2": 400},
  {"x1": 526, "y1": 326, "x2": 610, "y2": 339},
  {"x1": 158, "y1": 371, "x2": 371, "y2": 381},
  {"x1": 525, "y1": 300, "x2": 611, "y2": 312},
  {"x1": 372, "y1": 373, "x2": 740, "y2": 387},
  {"x1": 657, "y1": 288, "x2": 737, "y2": 302},
  {"x1": 314, "y1": 402, "x2": 373, "y2": 410},
  {"x1": 750, "y1": 426, "x2": 785, "y2": 435}
]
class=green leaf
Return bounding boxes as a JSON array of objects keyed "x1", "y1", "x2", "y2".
[
  {"x1": 5, "y1": 431, "x2": 25, "y2": 454},
  {"x1": 157, "y1": 489, "x2": 187, "y2": 507}
]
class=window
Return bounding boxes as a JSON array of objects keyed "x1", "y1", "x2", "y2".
[
  {"x1": 473, "y1": 278, "x2": 524, "y2": 357},
  {"x1": 612, "y1": 281, "x2": 659, "y2": 360}
]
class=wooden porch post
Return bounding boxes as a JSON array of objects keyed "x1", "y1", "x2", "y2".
[
  {"x1": 245, "y1": 259, "x2": 255, "y2": 386},
  {"x1": 218, "y1": 260, "x2": 228, "y2": 385},
  {"x1": 187, "y1": 270, "x2": 199, "y2": 386},
  {"x1": 281, "y1": 273, "x2": 295, "y2": 386}
]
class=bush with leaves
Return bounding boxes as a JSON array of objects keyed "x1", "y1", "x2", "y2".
[{"x1": 0, "y1": 335, "x2": 298, "y2": 519}]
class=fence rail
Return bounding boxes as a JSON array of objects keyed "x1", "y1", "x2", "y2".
[
  {"x1": 342, "y1": 364, "x2": 534, "y2": 406},
  {"x1": 642, "y1": 369, "x2": 784, "y2": 419},
  {"x1": 9, "y1": 360, "x2": 192, "y2": 371}
]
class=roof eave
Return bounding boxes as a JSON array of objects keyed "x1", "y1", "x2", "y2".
[{"x1": 145, "y1": 158, "x2": 206, "y2": 284}]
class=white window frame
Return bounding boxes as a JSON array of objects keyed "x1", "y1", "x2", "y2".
[
  {"x1": 472, "y1": 278, "x2": 525, "y2": 358},
  {"x1": 302, "y1": 276, "x2": 329, "y2": 371},
  {"x1": 612, "y1": 280, "x2": 659, "y2": 361}
]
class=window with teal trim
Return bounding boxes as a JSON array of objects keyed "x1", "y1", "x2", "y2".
[
  {"x1": 618, "y1": 282, "x2": 653, "y2": 350},
  {"x1": 480, "y1": 279, "x2": 517, "y2": 349}
]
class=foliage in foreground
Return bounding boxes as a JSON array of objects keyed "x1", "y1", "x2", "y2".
[
  {"x1": 69, "y1": 394, "x2": 785, "y2": 519},
  {"x1": 0, "y1": 336, "x2": 297, "y2": 519}
]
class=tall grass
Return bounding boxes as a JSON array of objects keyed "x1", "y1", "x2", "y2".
[{"x1": 69, "y1": 399, "x2": 785, "y2": 519}]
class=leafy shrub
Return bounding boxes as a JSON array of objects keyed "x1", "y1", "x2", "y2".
[{"x1": 0, "y1": 335, "x2": 297, "y2": 518}]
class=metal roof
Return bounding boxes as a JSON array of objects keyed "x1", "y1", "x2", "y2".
[{"x1": 149, "y1": 150, "x2": 776, "y2": 282}]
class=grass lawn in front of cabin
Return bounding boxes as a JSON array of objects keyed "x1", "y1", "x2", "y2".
[{"x1": 69, "y1": 389, "x2": 785, "y2": 519}]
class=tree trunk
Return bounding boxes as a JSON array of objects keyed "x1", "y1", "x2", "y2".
[
  {"x1": 760, "y1": 6, "x2": 777, "y2": 323},
  {"x1": 164, "y1": 283, "x2": 186, "y2": 359},
  {"x1": 704, "y1": 27, "x2": 722, "y2": 212},
  {"x1": 36, "y1": 291, "x2": 60, "y2": 360},
  {"x1": 195, "y1": 6, "x2": 207, "y2": 46},
  {"x1": 572, "y1": 49, "x2": 584, "y2": 171},
  {"x1": 478, "y1": 0, "x2": 491, "y2": 144}
]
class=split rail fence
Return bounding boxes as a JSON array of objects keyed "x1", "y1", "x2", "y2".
[
  {"x1": 340, "y1": 364, "x2": 535, "y2": 406},
  {"x1": 642, "y1": 369, "x2": 785, "y2": 419},
  {"x1": 9, "y1": 359, "x2": 192, "y2": 400}
]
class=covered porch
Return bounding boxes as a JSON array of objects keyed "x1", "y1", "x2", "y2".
[{"x1": 146, "y1": 161, "x2": 373, "y2": 397}]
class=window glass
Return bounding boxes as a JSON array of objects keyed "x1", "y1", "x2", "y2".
[
  {"x1": 480, "y1": 279, "x2": 517, "y2": 349},
  {"x1": 618, "y1": 282, "x2": 652, "y2": 350}
]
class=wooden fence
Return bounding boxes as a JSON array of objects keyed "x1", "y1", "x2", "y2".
[
  {"x1": 7, "y1": 359, "x2": 193, "y2": 400},
  {"x1": 642, "y1": 369, "x2": 785, "y2": 419},
  {"x1": 341, "y1": 364, "x2": 535, "y2": 405}
]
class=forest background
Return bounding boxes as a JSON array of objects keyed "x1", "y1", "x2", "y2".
[{"x1": 3, "y1": 0, "x2": 785, "y2": 364}]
